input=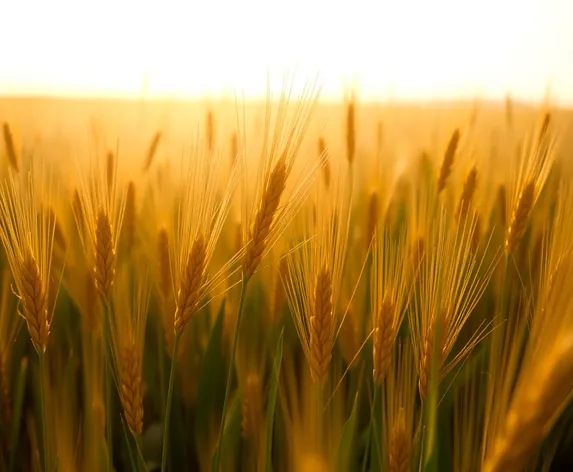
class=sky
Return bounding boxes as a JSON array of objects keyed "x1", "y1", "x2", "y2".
[{"x1": 0, "y1": 0, "x2": 571, "y2": 104}]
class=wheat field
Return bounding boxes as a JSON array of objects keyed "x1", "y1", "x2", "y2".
[{"x1": 0, "y1": 87, "x2": 572, "y2": 472}]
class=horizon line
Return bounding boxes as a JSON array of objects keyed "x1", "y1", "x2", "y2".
[{"x1": 0, "y1": 93, "x2": 570, "y2": 110}]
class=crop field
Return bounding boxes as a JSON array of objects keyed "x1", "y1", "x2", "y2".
[{"x1": 0, "y1": 88, "x2": 572, "y2": 472}]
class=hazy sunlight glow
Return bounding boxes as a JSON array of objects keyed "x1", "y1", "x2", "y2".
[{"x1": 1, "y1": 0, "x2": 571, "y2": 103}]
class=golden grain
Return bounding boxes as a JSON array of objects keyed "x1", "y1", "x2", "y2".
[
  {"x1": 309, "y1": 264, "x2": 333, "y2": 386},
  {"x1": 389, "y1": 408, "x2": 411, "y2": 472},
  {"x1": 118, "y1": 340, "x2": 144, "y2": 435},
  {"x1": 2, "y1": 123, "x2": 19, "y2": 173},
  {"x1": 94, "y1": 210, "x2": 115, "y2": 302},
  {"x1": 143, "y1": 130, "x2": 162, "y2": 172},
  {"x1": 174, "y1": 234, "x2": 207, "y2": 334},
  {"x1": 243, "y1": 158, "x2": 287, "y2": 280},
  {"x1": 456, "y1": 167, "x2": 478, "y2": 219},
  {"x1": 505, "y1": 180, "x2": 535, "y2": 253},
  {"x1": 437, "y1": 129, "x2": 460, "y2": 192},
  {"x1": 20, "y1": 250, "x2": 50, "y2": 353},
  {"x1": 373, "y1": 299, "x2": 395, "y2": 384}
]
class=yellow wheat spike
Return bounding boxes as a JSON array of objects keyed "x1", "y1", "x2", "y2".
[
  {"x1": 410, "y1": 209, "x2": 498, "y2": 398},
  {"x1": 143, "y1": 130, "x2": 162, "y2": 173},
  {"x1": 284, "y1": 168, "x2": 351, "y2": 387},
  {"x1": 110, "y1": 267, "x2": 150, "y2": 436},
  {"x1": 504, "y1": 110, "x2": 557, "y2": 254},
  {"x1": 0, "y1": 169, "x2": 59, "y2": 354},
  {"x1": 383, "y1": 342, "x2": 418, "y2": 472},
  {"x1": 437, "y1": 129, "x2": 460, "y2": 193},
  {"x1": 239, "y1": 76, "x2": 323, "y2": 281},
  {"x1": 372, "y1": 229, "x2": 412, "y2": 384},
  {"x1": 2, "y1": 122, "x2": 19, "y2": 173},
  {"x1": 73, "y1": 148, "x2": 126, "y2": 305},
  {"x1": 170, "y1": 140, "x2": 239, "y2": 338}
]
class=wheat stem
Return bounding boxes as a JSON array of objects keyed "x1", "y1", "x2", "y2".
[
  {"x1": 213, "y1": 277, "x2": 248, "y2": 472},
  {"x1": 161, "y1": 332, "x2": 180, "y2": 472},
  {"x1": 102, "y1": 301, "x2": 114, "y2": 472},
  {"x1": 38, "y1": 351, "x2": 49, "y2": 472}
]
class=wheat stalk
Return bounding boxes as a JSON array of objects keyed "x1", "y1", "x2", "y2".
[
  {"x1": 84, "y1": 269, "x2": 100, "y2": 332},
  {"x1": 157, "y1": 227, "x2": 175, "y2": 353},
  {"x1": 206, "y1": 109, "x2": 215, "y2": 154},
  {"x1": 317, "y1": 137, "x2": 331, "y2": 189},
  {"x1": 497, "y1": 185, "x2": 507, "y2": 228},
  {"x1": 123, "y1": 181, "x2": 136, "y2": 251},
  {"x1": 270, "y1": 255, "x2": 288, "y2": 323},
  {"x1": 0, "y1": 351, "x2": 10, "y2": 428},
  {"x1": 346, "y1": 99, "x2": 356, "y2": 165},
  {"x1": 367, "y1": 191, "x2": 379, "y2": 249}
]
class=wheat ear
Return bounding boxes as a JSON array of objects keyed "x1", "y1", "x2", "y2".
[
  {"x1": 389, "y1": 408, "x2": 411, "y2": 472},
  {"x1": 437, "y1": 129, "x2": 460, "y2": 192},
  {"x1": 456, "y1": 167, "x2": 477, "y2": 219},
  {"x1": 418, "y1": 308, "x2": 446, "y2": 399},
  {"x1": 117, "y1": 339, "x2": 144, "y2": 435},
  {"x1": 2, "y1": 123, "x2": 19, "y2": 173},
  {"x1": 505, "y1": 180, "x2": 535, "y2": 253},
  {"x1": 143, "y1": 130, "x2": 162, "y2": 172},
  {"x1": 373, "y1": 299, "x2": 395, "y2": 384},
  {"x1": 174, "y1": 234, "x2": 207, "y2": 335},
  {"x1": 243, "y1": 158, "x2": 287, "y2": 280},
  {"x1": 20, "y1": 250, "x2": 49, "y2": 353},
  {"x1": 309, "y1": 264, "x2": 333, "y2": 386},
  {"x1": 94, "y1": 210, "x2": 115, "y2": 302}
]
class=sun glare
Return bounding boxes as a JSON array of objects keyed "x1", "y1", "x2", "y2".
[{"x1": 0, "y1": 0, "x2": 571, "y2": 103}]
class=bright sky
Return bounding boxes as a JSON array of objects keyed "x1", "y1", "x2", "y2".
[{"x1": 0, "y1": 0, "x2": 571, "y2": 104}]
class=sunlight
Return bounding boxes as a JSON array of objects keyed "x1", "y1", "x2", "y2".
[{"x1": 0, "y1": 0, "x2": 571, "y2": 103}]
